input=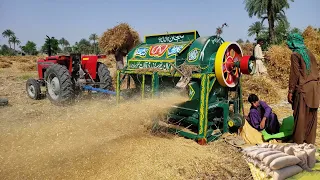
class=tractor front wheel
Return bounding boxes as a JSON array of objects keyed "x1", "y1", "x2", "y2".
[
  {"x1": 45, "y1": 64, "x2": 74, "y2": 105},
  {"x1": 26, "y1": 78, "x2": 41, "y2": 100},
  {"x1": 97, "y1": 62, "x2": 113, "y2": 91}
]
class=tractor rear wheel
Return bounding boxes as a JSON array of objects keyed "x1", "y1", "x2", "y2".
[
  {"x1": 45, "y1": 64, "x2": 74, "y2": 105},
  {"x1": 26, "y1": 78, "x2": 41, "y2": 100},
  {"x1": 97, "y1": 62, "x2": 113, "y2": 91}
]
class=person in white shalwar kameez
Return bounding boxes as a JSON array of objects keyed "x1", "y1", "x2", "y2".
[{"x1": 254, "y1": 39, "x2": 268, "y2": 76}]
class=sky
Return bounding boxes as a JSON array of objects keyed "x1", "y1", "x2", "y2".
[{"x1": 0, "y1": 0, "x2": 319, "y2": 50}]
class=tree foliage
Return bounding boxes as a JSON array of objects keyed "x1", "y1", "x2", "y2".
[
  {"x1": 41, "y1": 37, "x2": 60, "y2": 55},
  {"x1": 236, "y1": 39, "x2": 244, "y2": 44},
  {"x1": 290, "y1": 27, "x2": 302, "y2": 34},
  {"x1": 89, "y1": 33, "x2": 99, "y2": 54},
  {"x1": 9, "y1": 35, "x2": 21, "y2": 50},
  {"x1": 0, "y1": 44, "x2": 13, "y2": 55},
  {"x1": 21, "y1": 41, "x2": 38, "y2": 55},
  {"x1": 58, "y1": 38, "x2": 70, "y2": 52},
  {"x1": 2, "y1": 29, "x2": 15, "y2": 48},
  {"x1": 244, "y1": 0, "x2": 294, "y2": 44},
  {"x1": 248, "y1": 21, "x2": 266, "y2": 39},
  {"x1": 78, "y1": 38, "x2": 92, "y2": 54}
]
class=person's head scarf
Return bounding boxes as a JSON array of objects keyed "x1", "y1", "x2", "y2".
[{"x1": 286, "y1": 33, "x2": 311, "y2": 73}]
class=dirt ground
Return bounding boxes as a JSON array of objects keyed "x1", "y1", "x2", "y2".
[
  {"x1": 0, "y1": 56, "x2": 319, "y2": 180},
  {"x1": 0, "y1": 58, "x2": 252, "y2": 180}
]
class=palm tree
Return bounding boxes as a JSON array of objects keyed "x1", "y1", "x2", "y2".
[
  {"x1": 248, "y1": 21, "x2": 266, "y2": 39},
  {"x1": 89, "y1": 33, "x2": 98, "y2": 54},
  {"x1": 244, "y1": 0, "x2": 294, "y2": 44},
  {"x1": 2, "y1": 29, "x2": 15, "y2": 48},
  {"x1": 9, "y1": 35, "x2": 21, "y2": 50}
]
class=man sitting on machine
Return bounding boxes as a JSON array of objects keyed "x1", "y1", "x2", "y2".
[{"x1": 246, "y1": 94, "x2": 280, "y2": 134}]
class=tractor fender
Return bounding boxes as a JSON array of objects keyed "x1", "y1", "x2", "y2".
[{"x1": 81, "y1": 55, "x2": 99, "y2": 79}]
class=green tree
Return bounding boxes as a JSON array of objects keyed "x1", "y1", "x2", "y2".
[
  {"x1": 248, "y1": 21, "x2": 266, "y2": 39},
  {"x1": 41, "y1": 36, "x2": 60, "y2": 55},
  {"x1": 58, "y1": 38, "x2": 70, "y2": 52},
  {"x1": 9, "y1": 35, "x2": 21, "y2": 50},
  {"x1": 72, "y1": 42, "x2": 79, "y2": 53},
  {"x1": 274, "y1": 21, "x2": 290, "y2": 44},
  {"x1": 236, "y1": 39, "x2": 244, "y2": 44},
  {"x1": 244, "y1": 0, "x2": 294, "y2": 44},
  {"x1": 21, "y1": 41, "x2": 38, "y2": 55},
  {"x1": 0, "y1": 44, "x2": 11, "y2": 55},
  {"x1": 64, "y1": 46, "x2": 73, "y2": 54},
  {"x1": 89, "y1": 33, "x2": 99, "y2": 54},
  {"x1": 290, "y1": 27, "x2": 302, "y2": 34},
  {"x1": 2, "y1": 29, "x2": 15, "y2": 49},
  {"x1": 78, "y1": 39, "x2": 91, "y2": 54},
  {"x1": 246, "y1": 39, "x2": 250, "y2": 43}
]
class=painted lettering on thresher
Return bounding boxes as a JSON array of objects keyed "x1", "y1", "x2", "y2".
[
  {"x1": 149, "y1": 45, "x2": 169, "y2": 57},
  {"x1": 129, "y1": 61, "x2": 171, "y2": 70},
  {"x1": 167, "y1": 45, "x2": 184, "y2": 56},
  {"x1": 134, "y1": 47, "x2": 149, "y2": 57},
  {"x1": 158, "y1": 35, "x2": 184, "y2": 43},
  {"x1": 187, "y1": 48, "x2": 200, "y2": 62}
]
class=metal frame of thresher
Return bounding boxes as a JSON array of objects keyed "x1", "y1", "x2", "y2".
[{"x1": 116, "y1": 69, "x2": 243, "y2": 144}]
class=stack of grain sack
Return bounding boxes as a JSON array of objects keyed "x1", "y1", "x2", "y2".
[{"x1": 242, "y1": 143, "x2": 316, "y2": 180}]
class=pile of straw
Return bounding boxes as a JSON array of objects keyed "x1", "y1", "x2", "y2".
[
  {"x1": 265, "y1": 26, "x2": 320, "y2": 88},
  {"x1": 0, "y1": 56, "x2": 45, "y2": 69},
  {"x1": 240, "y1": 43, "x2": 254, "y2": 56},
  {"x1": 302, "y1": 26, "x2": 320, "y2": 61},
  {"x1": 0, "y1": 57, "x2": 13, "y2": 68},
  {"x1": 265, "y1": 44, "x2": 292, "y2": 88},
  {"x1": 99, "y1": 23, "x2": 140, "y2": 55},
  {"x1": 241, "y1": 75, "x2": 281, "y2": 104},
  {"x1": 17, "y1": 63, "x2": 37, "y2": 71}
]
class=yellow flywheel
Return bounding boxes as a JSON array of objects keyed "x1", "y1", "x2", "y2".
[{"x1": 215, "y1": 42, "x2": 243, "y2": 87}]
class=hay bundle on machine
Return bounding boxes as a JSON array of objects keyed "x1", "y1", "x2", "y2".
[{"x1": 99, "y1": 23, "x2": 141, "y2": 69}]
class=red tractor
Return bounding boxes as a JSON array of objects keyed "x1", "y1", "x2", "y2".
[{"x1": 26, "y1": 36, "x2": 114, "y2": 105}]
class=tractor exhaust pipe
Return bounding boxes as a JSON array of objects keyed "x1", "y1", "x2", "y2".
[{"x1": 46, "y1": 35, "x2": 52, "y2": 57}]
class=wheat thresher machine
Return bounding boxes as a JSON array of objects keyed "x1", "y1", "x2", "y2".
[{"x1": 116, "y1": 31, "x2": 255, "y2": 145}]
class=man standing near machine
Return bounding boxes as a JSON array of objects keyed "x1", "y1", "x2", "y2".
[
  {"x1": 253, "y1": 39, "x2": 268, "y2": 76},
  {"x1": 287, "y1": 33, "x2": 320, "y2": 144}
]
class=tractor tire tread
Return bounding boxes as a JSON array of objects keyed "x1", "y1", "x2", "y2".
[
  {"x1": 26, "y1": 78, "x2": 41, "y2": 100},
  {"x1": 97, "y1": 62, "x2": 113, "y2": 91},
  {"x1": 45, "y1": 64, "x2": 74, "y2": 105}
]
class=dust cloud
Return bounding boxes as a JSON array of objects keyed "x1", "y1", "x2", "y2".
[{"x1": 0, "y1": 92, "x2": 188, "y2": 179}]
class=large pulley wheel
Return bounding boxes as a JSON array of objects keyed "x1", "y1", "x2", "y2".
[{"x1": 215, "y1": 42, "x2": 243, "y2": 87}]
